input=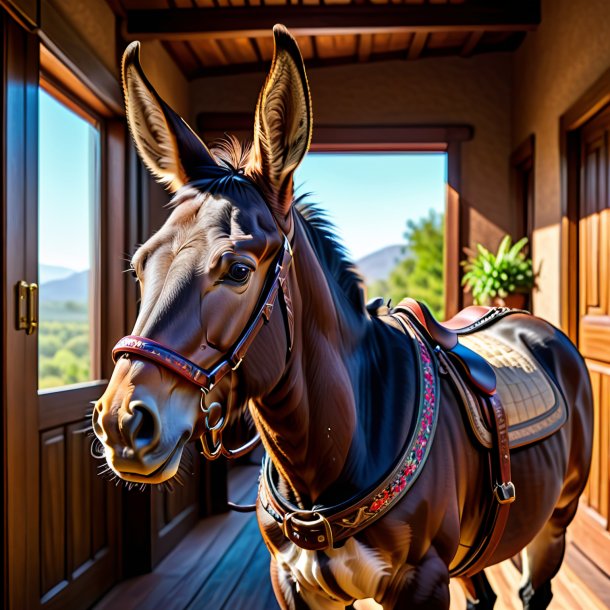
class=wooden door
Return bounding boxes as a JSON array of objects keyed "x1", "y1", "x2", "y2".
[
  {"x1": 571, "y1": 104, "x2": 610, "y2": 576},
  {"x1": 2, "y1": 16, "x2": 121, "y2": 609}
]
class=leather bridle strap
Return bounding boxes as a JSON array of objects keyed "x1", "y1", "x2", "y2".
[{"x1": 112, "y1": 234, "x2": 293, "y2": 395}]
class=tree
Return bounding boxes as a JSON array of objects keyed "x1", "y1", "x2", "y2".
[{"x1": 372, "y1": 210, "x2": 444, "y2": 319}]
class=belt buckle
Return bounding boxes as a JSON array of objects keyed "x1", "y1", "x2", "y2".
[
  {"x1": 283, "y1": 510, "x2": 334, "y2": 550},
  {"x1": 494, "y1": 481, "x2": 516, "y2": 504}
]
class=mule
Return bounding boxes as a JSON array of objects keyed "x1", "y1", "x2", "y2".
[{"x1": 93, "y1": 25, "x2": 593, "y2": 610}]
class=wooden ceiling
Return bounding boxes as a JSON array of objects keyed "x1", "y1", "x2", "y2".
[{"x1": 108, "y1": 0, "x2": 540, "y2": 79}]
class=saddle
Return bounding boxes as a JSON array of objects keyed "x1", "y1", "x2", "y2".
[
  {"x1": 389, "y1": 298, "x2": 518, "y2": 578},
  {"x1": 387, "y1": 298, "x2": 567, "y2": 450},
  {"x1": 386, "y1": 297, "x2": 568, "y2": 578}
]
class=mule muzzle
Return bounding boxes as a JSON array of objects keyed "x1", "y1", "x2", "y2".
[{"x1": 93, "y1": 398, "x2": 191, "y2": 484}]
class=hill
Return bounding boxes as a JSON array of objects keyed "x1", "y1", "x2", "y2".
[
  {"x1": 40, "y1": 270, "x2": 89, "y2": 303},
  {"x1": 355, "y1": 245, "x2": 407, "y2": 283},
  {"x1": 40, "y1": 263, "x2": 79, "y2": 285}
]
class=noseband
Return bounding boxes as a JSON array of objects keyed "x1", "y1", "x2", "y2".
[{"x1": 112, "y1": 234, "x2": 294, "y2": 460}]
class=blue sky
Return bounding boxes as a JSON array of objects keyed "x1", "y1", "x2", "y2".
[
  {"x1": 38, "y1": 89, "x2": 97, "y2": 273},
  {"x1": 295, "y1": 153, "x2": 447, "y2": 260}
]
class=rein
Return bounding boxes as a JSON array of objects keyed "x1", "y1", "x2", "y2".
[{"x1": 112, "y1": 234, "x2": 294, "y2": 462}]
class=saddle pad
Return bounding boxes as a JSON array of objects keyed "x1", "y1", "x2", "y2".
[{"x1": 458, "y1": 331, "x2": 567, "y2": 449}]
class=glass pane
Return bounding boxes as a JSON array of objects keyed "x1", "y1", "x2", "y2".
[
  {"x1": 38, "y1": 89, "x2": 99, "y2": 390},
  {"x1": 296, "y1": 153, "x2": 447, "y2": 318}
]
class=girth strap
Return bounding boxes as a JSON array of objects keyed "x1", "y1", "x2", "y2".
[{"x1": 435, "y1": 348, "x2": 516, "y2": 578}]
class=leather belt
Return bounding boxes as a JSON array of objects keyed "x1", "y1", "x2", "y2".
[{"x1": 438, "y1": 350, "x2": 516, "y2": 578}]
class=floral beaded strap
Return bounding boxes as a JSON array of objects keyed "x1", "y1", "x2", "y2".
[{"x1": 259, "y1": 314, "x2": 440, "y2": 551}]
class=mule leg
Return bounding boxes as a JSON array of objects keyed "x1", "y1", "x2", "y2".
[
  {"x1": 387, "y1": 548, "x2": 450, "y2": 610},
  {"x1": 459, "y1": 572, "x2": 497, "y2": 610},
  {"x1": 519, "y1": 495, "x2": 580, "y2": 610},
  {"x1": 270, "y1": 558, "x2": 346, "y2": 610},
  {"x1": 270, "y1": 558, "x2": 307, "y2": 610}
]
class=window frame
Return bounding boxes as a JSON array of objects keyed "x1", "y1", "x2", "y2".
[{"x1": 37, "y1": 45, "x2": 128, "y2": 428}]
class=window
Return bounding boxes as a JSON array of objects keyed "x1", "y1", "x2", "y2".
[
  {"x1": 296, "y1": 152, "x2": 447, "y2": 318},
  {"x1": 38, "y1": 87, "x2": 101, "y2": 389}
]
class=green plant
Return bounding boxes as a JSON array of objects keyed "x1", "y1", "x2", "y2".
[
  {"x1": 368, "y1": 210, "x2": 445, "y2": 319},
  {"x1": 461, "y1": 235, "x2": 534, "y2": 305}
]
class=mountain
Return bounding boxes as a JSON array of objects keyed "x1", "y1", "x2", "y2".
[
  {"x1": 355, "y1": 245, "x2": 407, "y2": 284},
  {"x1": 40, "y1": 264, "x2": 79, "y2": 285},
  {"x1": 40, "y1": 270, "x2": 89, "y2": 303}
]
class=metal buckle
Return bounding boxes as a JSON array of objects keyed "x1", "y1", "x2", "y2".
[
  {"x1": 494, "y1": 481, "x2": 516, "y2": 504},
  {"x1": 283, "y1": 511, "x2": 334, "y2": 550}
]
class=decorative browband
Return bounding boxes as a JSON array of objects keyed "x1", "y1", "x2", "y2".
[
  {"x1": 112, "y1": 335, "x2": 216, "y2": 389},
  {"x1": 112, "y1": 235, "x2": 293, "y2": 394},
  {"x1": 259, "y1": 316, "x2": 440, "y2": 550}
]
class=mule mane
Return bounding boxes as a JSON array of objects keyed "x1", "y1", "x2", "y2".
[
  {"x1": 208, "y1": 135, "x2": 366, "y2": 316},
  {"x1": 294, "y1": 201, "x2": 365, "y2": 315}
]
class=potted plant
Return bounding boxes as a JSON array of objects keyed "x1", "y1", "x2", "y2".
[{"x1": 461, "y1": 235, "x2": 535, "y2": 308}]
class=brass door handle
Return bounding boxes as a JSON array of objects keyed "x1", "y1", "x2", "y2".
[
  {"x1": 16, "y1": 281, "x2": 38, "y2": 335},
  {"x1": 28, "y1": 283, "x2": 38, "y2": 335}
]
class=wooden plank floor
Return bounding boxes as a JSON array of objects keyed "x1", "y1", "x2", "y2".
[{"x1": 95, "y1": 465, "x2": 610, "y2": 610}]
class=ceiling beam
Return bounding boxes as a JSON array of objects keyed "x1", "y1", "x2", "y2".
[
  {"x1": 460, "y1": 30, "x2": 484, "y2": 57},
  {"x1": 122, "y1": 3, "x2": 540, "y2": 41},
  {"x1": 181, "y1": 33, "x2": 525, "y2": 79},
  {"x1": 407, "y1": 32, "x2": 428, "y2": 60}
]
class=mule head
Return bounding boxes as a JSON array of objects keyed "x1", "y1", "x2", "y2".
[{"x1": 93, "y1": 26, "x2": 312, "y2": 484}]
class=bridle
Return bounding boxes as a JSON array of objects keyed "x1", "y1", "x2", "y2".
[{"x1": 112, "y1": 233, "x2": 294, "y2": 460}]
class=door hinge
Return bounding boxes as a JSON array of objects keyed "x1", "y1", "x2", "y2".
[{"x1": 16, "y1": 280, "x2": 38, "y2": 335}]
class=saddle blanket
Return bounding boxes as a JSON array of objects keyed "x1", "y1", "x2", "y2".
[{"x1": 457, "y1": 330, "x2": 567, "y2": 449}]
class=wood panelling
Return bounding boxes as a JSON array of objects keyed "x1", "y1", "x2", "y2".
[
  {"x1": 3, "y1": 17, "x2": 41, "y2": 609},
  {"x1": 570, "y1": 101, "x2": 610, "y2": 575},
  {"x1": 38, "y1": 382, "x2": 107, "y2": 430},
  {"x1": 38, "y1": 419, "x2": 119, "y2": 610},
  {"x1": 579, "y1": 108, "x2": 610, "y2": 362},
  {"x1": 579, "y1": 316, "x2": 610, "y2": 362},
  {"x1": 40, "y1": 429, "x2": 67, "y2": 600},
  {"x1": 151, "y1": 443, "x2": 202, "y2": 565},
  {"x1": 91, "y1": 447, "x2": 109, "y2": 556},
  {"x1": 582, "y1": 360, "x2": 610, "y2": 524},
  {"x1": 116, "y1": 0, "x2": 537, "y2": 78},
  {"x1": 67, "y1": 422, "x2": 94, "y2": 574}
]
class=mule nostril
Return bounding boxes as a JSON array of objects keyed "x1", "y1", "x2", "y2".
[
  {"x1": 133, "y1": 405, "x2": 155, "y2": 444},
  {"x1": 92, "y1": 409, "x2": 104, "y2": 438},
  {"x1": 121, "y1": 401, "x2": 161, "y2": 455}
]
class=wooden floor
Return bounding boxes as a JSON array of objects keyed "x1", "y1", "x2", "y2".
[{"x1": 95, "y1": 465, "x2": 610, "y2": 610}]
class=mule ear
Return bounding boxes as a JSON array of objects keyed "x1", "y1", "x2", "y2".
[
  {"x1": 122, "y1": 41, "x2": 217, "y2": 192},
  {"x1": 252, "y1": 25, "x2": 313, "y2": 225}
]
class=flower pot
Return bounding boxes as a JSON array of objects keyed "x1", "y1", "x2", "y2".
[{"x1": 493, "y1": 293, "x2": 528, "y2": 310}]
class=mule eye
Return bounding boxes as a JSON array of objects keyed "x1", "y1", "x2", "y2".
[
  {"x1": 226, "y1": 262, "x2": 252, "y2": 284},
  {"x1": 130, "y1": 265, "x2": 138, "y2": 281}
]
